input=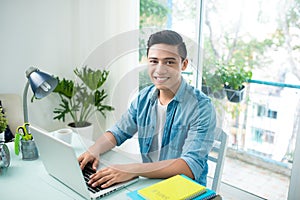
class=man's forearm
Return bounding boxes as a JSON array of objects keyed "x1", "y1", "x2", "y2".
[
  {"x1": 88, "y1": 131, "x2": 117, "y2": 156},
  {"x1": 88, "y1": 133, "x2": 194, "y2": 180},
  {"x1": 117, "y1": 158, "x2": 194, "y2": 180}
]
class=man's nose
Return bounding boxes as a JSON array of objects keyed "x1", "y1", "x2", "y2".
[{"x1": 156, "y1": 63, "x2": 167, "y2": 73}]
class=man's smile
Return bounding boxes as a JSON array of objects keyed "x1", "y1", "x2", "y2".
[{"x1": 154, "y1": 76, "x2": 169, "y2": 83}]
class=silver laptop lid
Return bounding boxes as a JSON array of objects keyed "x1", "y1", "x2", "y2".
[
  {"x1": 30, "y1": 125, "x2": 91, "y2": 199},
  {"x1": 30, "y1": 125, "x2": 139, "y2": 199}
]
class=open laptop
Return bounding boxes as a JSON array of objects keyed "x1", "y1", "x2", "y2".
[{"x1": 30, "y1": 125, "x2": 139, "y2": 199}]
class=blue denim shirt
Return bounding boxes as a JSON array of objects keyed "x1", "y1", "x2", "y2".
[{"x1": 108, "y1": 77, "x2": 216, "y2": 185}]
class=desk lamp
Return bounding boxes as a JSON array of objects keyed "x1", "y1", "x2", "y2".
[
  {"x1": 20, "y1": 67, "x2": 58, "y2": 160},
  {"x1": 23, "y1": 67, "x2": 58, "y2": 125}
]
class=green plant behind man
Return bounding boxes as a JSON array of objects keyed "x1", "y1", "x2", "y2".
[{"x1": 53, "y1": 66, "x2": 114, "y2": 127}]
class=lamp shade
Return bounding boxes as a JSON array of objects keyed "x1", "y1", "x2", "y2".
[{"x1": 26, "y1": 67, "x2": 58, "y2": 99}]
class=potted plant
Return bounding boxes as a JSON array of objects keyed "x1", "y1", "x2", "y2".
[
  {"x1": 217, "y1": 63, "x2": 252, "y2": 103},
  {"x1": 52, "y1": 66, "x2": 114, "y2": 139},
  {"x1": 0, "y1": 107, "x2": 8, "y2": 142},
  {"x1": 0, "y1": 106, "x2": 10, "y2": 171}
]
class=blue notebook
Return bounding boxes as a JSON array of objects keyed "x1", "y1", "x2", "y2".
[
  {"x1": 194, "y1": 188, "x2": 216, "y2": 200},
  {"x1": 127, "y1": 190, "x2": 144, "y2": 200}
]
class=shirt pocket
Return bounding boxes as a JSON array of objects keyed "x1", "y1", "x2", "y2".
[{"x1": 166, "y1": 125, "x2": 188, "y2": 154}]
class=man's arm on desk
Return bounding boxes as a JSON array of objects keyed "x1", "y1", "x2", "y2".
[
  {"x1": 78, "y1": 131, "x2": 117, "y2": 170},
  {"x1": 78, "y1": 132, "x2": 194, "y2": 188}
]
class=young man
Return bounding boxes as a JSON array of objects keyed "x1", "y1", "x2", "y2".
[{"x1": 78, "y1": 30, "x2": 216, "y2": 188}]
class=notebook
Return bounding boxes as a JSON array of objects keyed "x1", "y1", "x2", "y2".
[
  {"x1": 138, "y1": 174, "x2": 206, "y2": 200},
  {"x1": 128, "y1": 188, "x2": 217, "y2": 200},
  {"x1": 194, "y1": 188, "x2": 216, "y2": 200},
  {"x1": 30, "y1": 125, "x2": 139, "y2": 200}
]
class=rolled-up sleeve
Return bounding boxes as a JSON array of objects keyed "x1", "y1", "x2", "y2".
[
  {"x1": 107, "y1": 98, "x2": 139, "y2": 146},
  {"x1": 181, "y1": 99, "x2": 216, "y2": 183}
]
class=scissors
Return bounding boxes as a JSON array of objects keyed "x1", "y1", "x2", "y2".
[
  {"x1": 17, "y1": 123, "x2": 32, "y2": 141},
  {"x1": 15, "y1": 123, "x2": 32, "y2": 155}
]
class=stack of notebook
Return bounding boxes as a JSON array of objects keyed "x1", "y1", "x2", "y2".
[{"x1": 127, "y1": 174, "x2": 219, "y2": 200}]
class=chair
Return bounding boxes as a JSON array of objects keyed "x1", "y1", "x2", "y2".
[{"x1": 208, "y1": 129, "x2": 228, "y2": 193}]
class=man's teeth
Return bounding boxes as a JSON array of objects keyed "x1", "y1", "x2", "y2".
[{"x1": 156, "y1": 77, "x2": 168, "y2": 81}]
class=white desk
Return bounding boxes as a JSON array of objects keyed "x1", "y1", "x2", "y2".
[{"x1": 0, "y1": 134, "x2": 158, "y2": 200}]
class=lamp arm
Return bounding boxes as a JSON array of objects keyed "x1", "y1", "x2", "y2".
[{"x1": 23, "y1": 81, "x2": 30, "y2": 124}]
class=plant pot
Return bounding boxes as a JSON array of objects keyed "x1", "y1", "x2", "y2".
[
  {"x1": 67, "y1": 122, "x2": 94, "y2": 148},
  {"x1": 0, "y1": 142, "x2": 10, "y2": 173},
  {"x1": 201, "y1": 85, "x2": 212, "y2": 96},
  {"x1": 212, "y1": 88, "x2": 226, "y2": 99},
  {"x1": 0, "y1": 132, "x2": 4, "y2": 142},
  {"x1": 202, "y1": 85, "x2": 225, "y2": 99},
  {"x1": 224, "y1": 85, "x2": 245, "y2": 103}
]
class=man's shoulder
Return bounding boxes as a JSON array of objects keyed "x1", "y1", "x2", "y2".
[
  {"x1": 136, "y1": 84, "x2": 157, "y2": 105},
  {"x1": 181, "y1": 83, "x2": 211, "y2": 104},
  {"x1": 139, "y1": 84, "x2": 156, "y2": 97}
]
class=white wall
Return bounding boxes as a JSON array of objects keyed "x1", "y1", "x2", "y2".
[{"x1": 0, "y1": 0, "x2": 139, "y2": 135}]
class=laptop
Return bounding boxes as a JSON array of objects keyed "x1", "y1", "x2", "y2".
[{"x1": 30, "y1": 125, "x2": 139, "y2": 199}]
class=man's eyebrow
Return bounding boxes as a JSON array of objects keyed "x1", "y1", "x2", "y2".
[
  {"x1": 148, "y1": 57, "x2": 158, "y2": 60},
  {"x1": 164, "y1": 57, "x2": 177, "y2": 60},
  {"x1": 148, "y1": 57, "x2": 177, "y2": 60}
]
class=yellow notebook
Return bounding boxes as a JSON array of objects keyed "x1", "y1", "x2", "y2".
[{"x1": 138, "y1": 174, "x2": 206, "y2": 200}]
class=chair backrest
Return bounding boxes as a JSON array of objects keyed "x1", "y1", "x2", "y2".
[{"x1": 208, "y1": 129, "x2": 228, "y2": 193}]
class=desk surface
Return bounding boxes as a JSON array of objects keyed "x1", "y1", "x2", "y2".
[{"x1": 0, "y1": 133, "x2": 159, "y2": 200}]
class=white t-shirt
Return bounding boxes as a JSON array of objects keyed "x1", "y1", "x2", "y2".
[{"x1": 149, "y1": 100, "x2": 167, "y2": 162}]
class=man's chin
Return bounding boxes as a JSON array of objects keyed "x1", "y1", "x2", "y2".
[
  {"x1": 154, "y1": 84, "x2": 172, "y2": 91},
  {"x1": 154, "y1": 85, "x2": 167, "y2": 90}
]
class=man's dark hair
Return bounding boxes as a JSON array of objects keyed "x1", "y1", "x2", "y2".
[{"x1": 146, "y1": 30, "x2": 187, "y2": 61}]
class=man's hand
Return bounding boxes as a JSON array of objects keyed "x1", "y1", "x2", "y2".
[
  {"x1": 88, "y1": 164, "x2": 138, "y2": 188},
  {"x1": 78, "y1": 151, "x2": 99, "y2": 171}
]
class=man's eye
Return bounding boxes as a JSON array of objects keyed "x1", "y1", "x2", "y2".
[
  {"x1": 166, "y1": 61, "x2": 175, "y2": 65},
  {"x1": 149, "y1": 60, "x2": 158, "y2": 64}
]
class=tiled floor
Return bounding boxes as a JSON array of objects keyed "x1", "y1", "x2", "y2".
[{"x1": 209, "y1": 156, "x2": 290, "y2": 200}]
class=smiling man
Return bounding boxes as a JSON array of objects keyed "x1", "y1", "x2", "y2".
[{"x1": 78, "y1": 30, "x2": 216, "y2": 188}]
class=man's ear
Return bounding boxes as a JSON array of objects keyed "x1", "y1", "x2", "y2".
[{"x1": 181, "y1": 59, "x2": 188, "y2": 71}]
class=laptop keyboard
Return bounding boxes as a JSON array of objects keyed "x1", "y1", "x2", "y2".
[{"x1": 82, "y1": 163, "x2": 103, "y2": 193}]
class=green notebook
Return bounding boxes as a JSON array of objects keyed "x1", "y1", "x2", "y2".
[{"x1": 138, "y1": 174, "x2": 206, "y2": 200}]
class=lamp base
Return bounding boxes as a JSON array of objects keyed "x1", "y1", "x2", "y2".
[{"x1": 21, "y1": 139, "x2": 39, "y2": 160}]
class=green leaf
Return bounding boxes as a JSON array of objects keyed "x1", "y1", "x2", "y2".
[
  {"x1": 53, "y1": 77, "x2": 75, "y2": 99},
  {"x1": 74, "y1": 66, "x2": 109, "y2": 91},
  {"x1": 0, "y1": 106, "x2": 8, "y2": 132}
]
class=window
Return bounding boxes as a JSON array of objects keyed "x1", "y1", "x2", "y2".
[
  {"x1": 256, "y1": 104, "x2": 278, "y2": 119},
  {"x1": 139, "y1": 0, "x2": 300, "y2": 199},
  {"x1": 257, "y1": 105, "x2": 266, "y2": 117},
  {"x1": 267, "y1": 109, "x2": 277, "y2": 119}
]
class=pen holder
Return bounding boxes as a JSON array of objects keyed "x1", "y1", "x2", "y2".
[{"x1": 21, "y1": 139, "x2": 39, "y2": 160}]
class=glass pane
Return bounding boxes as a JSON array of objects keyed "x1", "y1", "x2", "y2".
[
  {"x1": 139, "y1": 0, "x2": 200, "y2": 90},
  {"x1": 139, "y1": 0, "x2": 300, "y2": 199},
  {"x1": 203, "y1": 0, "x2": 300, "y2": 199}
]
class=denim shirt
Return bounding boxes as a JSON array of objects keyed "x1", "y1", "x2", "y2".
[{"x1": 108, "y1": 77, "x2": 216, "y2": 185}]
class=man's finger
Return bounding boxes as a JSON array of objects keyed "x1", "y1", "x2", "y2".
[{"x1": 92, "y1": 159, "x2": 98, "y2": 171}]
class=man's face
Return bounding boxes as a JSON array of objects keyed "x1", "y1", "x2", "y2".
[{"x1": 147, "y1": 43, "x2": 187, "y2": 93}]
